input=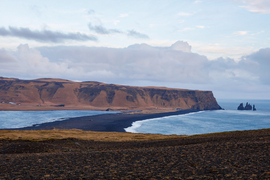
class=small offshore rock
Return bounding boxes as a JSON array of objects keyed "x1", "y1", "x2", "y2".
[{"x1": 237, "y1": 102, "x2": 254, "y2": 110}]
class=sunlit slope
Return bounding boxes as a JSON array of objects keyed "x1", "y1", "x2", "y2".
[{"x1": 0, "y1": 77, "x2": 221, "y2": 110}]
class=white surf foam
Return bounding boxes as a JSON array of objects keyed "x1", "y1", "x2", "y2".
[
  {"x1": 124, "y1": 110, "x2": 203, "y2": 133},
  {"x1": 125, "y1": 105, "x2": 270, "y2": 135}
]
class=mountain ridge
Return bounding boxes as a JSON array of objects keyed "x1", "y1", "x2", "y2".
[{"x1": 0, "y1": 77, "x2": 221, "y2": 111}]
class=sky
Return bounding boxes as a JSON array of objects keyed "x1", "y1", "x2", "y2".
[{"x1": 0, "y1": 0, "x2": 270, "y2": 100}]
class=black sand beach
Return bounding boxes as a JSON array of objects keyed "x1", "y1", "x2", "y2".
[{"x1": 11, "y1": 109, "x2": 199, "y2": 132}]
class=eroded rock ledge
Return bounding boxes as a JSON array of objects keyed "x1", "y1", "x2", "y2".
[{"x1": 0, "y1": 77, "x2": 221, "y2": 111}]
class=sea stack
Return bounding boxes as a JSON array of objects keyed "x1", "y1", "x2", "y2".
[
  {"x1": 253, "y1": 105, "x2": 256, "y2": 111},
  {"x1": 237, "y1": 102, "x2": 255, "y2": 111},
  {"x1": 237, "y1": 103, "x2": 245, "y2": 110}
]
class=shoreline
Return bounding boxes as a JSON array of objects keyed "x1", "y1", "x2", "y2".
[{"x1": 8, "y1": 109, "x2": 200, "y2": 132}]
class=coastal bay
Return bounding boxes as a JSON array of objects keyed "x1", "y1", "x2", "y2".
[{"x1": 8, "y1": 109, "x2": 199, "y2": 132}]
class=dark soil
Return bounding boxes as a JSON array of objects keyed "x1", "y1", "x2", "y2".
[{"x1": 1, "y1": 129, "x2": 270, "y2": 179}]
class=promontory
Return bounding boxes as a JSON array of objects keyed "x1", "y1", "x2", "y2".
[{"x1": 0, "y1": 77, "x2": 221, "y2": 111}]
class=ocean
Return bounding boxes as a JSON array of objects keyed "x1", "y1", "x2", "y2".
[
  {"x1": 0, "y1": 99, "x2": 270, "y2": 135},
  {"x1": 0, "y1": 110, "x2": 118, "y2": 129},
  {"x1": 124, "y1": 99, "x2": 270, "y2": 135}
]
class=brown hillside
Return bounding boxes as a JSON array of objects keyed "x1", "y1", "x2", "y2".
[{"x1": 0, "y1": 77, "x2": 221, "y2": 111}]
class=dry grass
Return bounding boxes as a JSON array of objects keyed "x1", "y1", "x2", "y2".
[
  {"x1": 190, "y1": 128, "x2": 270, "y2": 137},
  {"x1": 0, "y1": 129, "x2": 185, "y2": 142},
  {"x1": 1, "y1": 128, "x2": 269, "y2": 142}
]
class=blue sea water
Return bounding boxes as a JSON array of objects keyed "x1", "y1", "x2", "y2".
[
  {"x1": 1, "y1": 100, "x2": 269, "y2": 135},
  {"x1": 124, "y1": 99, "x2": 270, "y2": 135},
  {"x1": 0, "y1": 110, "x2": 118, "y2": 129}
]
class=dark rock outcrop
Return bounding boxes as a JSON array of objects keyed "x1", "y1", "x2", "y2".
[
  {"x1": 237, "y1": 102, "x2": 255, "y2": 111},
  {"x1": 245, "y1": 102, "x2": 252, "y2": 110},
  {"x1": 237, "y1": 103, "x2": 245, "y2": 110},
  {"x1": 253, "y1": 105, "x2": 256, "y2": 111}
]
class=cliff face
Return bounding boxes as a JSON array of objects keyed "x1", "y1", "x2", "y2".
[{"x1": 0, "y1": 77, "x2": 221, "y2": 110}]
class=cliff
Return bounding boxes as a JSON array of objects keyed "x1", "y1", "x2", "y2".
[{"x1": 0, "y1": 77, "x2": 221, "y2": 111}]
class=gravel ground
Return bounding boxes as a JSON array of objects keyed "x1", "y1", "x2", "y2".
[{"x1": 1, "y1": 129, "x2": 270, "y2": 179}]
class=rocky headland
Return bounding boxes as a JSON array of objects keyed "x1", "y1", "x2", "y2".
[{"x1": 0, "y1": 77, "x2": 221, "y2": 111}]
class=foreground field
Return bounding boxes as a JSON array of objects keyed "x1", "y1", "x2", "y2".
[
  {"x1": 0, "y1": 129, "x2": 183, "y2": 142},
  {"x1": 1, "y1": 129, "x2": 270, "y2": 179}
]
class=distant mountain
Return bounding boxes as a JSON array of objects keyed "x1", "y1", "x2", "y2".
[{"x1": 0, "y1": 77, "x2": 221, "y2": 111}]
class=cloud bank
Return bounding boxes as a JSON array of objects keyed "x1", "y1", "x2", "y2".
[
  {"x1": 0, "y1": 24, "x2": 149, "y2": 43},
  {"x1": 236, "y1": 0, "x2": 270, "y2": 14},
  {"x1": 88, "y1": 23, "x2": 149, "y2": 39},
  {"x1": 127, "y1": 30, "x2": 149, "y2": 39},
  {"x1": 0, "y1": 41, "x2": 269, "y2": 98},
  {"x1": 0, "y1": 26, "x2": 97, "y2": 43},
  {"x1": 88, "y1": 23, "x2": 122, "y2": 34}
]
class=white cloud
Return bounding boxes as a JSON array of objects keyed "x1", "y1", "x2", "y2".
[
  {"x1": 0, "y1": 26, "x2": 97, "y2": 43},
  {"x1": 113, "y1": 20, "x2": 120, "y2": 25},
  {"x1": 241, "y1": 48, "x2": 270, "y2": 84},
  {"x1": 0, "y1": 44, "x2": 116, "y2": 80},
  {"x1": 126, "y1": 30, "x2": 149, "y2": 39},
  {"x1": 234, "y1": 31, "x2": 248, "y2": 35},
  {"x1": 193, "y1": 0, "x2": 202, "y2": 3},
  {"x1": 0, "y1": 48, "x2": 16, "y2": 62},
  {"x1": 193, "y1": 42, "x2": 255, "y2": 60},
  {"x1": 250, "y1": 30, "x2": 265, "y2": 36},
  {"x1": 88, "y1": 23, "x2": 122, "y2": 35},
  {"x1": 235, "y1": 0, "x2": 270, "y2": 14},
  {"x1": 0, "y1": 42, "x2": 209, "y2": 83},
  {"x1": 196, "y1": 25, "x2": 205, "y2": 29},
  {"x1": 87, "y1": 23, "x2": 150, "y2": 39},
  {"x1": 170, "y1": 41, "x2": 192, "y2": 52},
  {"x1": 1, "y1": 42, "x2": 270, "y2": 98},
  {"x1": 179, "y1": 26, "x2": 205, "y2": 32}
]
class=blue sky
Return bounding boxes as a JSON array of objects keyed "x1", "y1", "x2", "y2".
[{"x1": 0, "y1": 0, "x2": 270, "y2": 99}]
